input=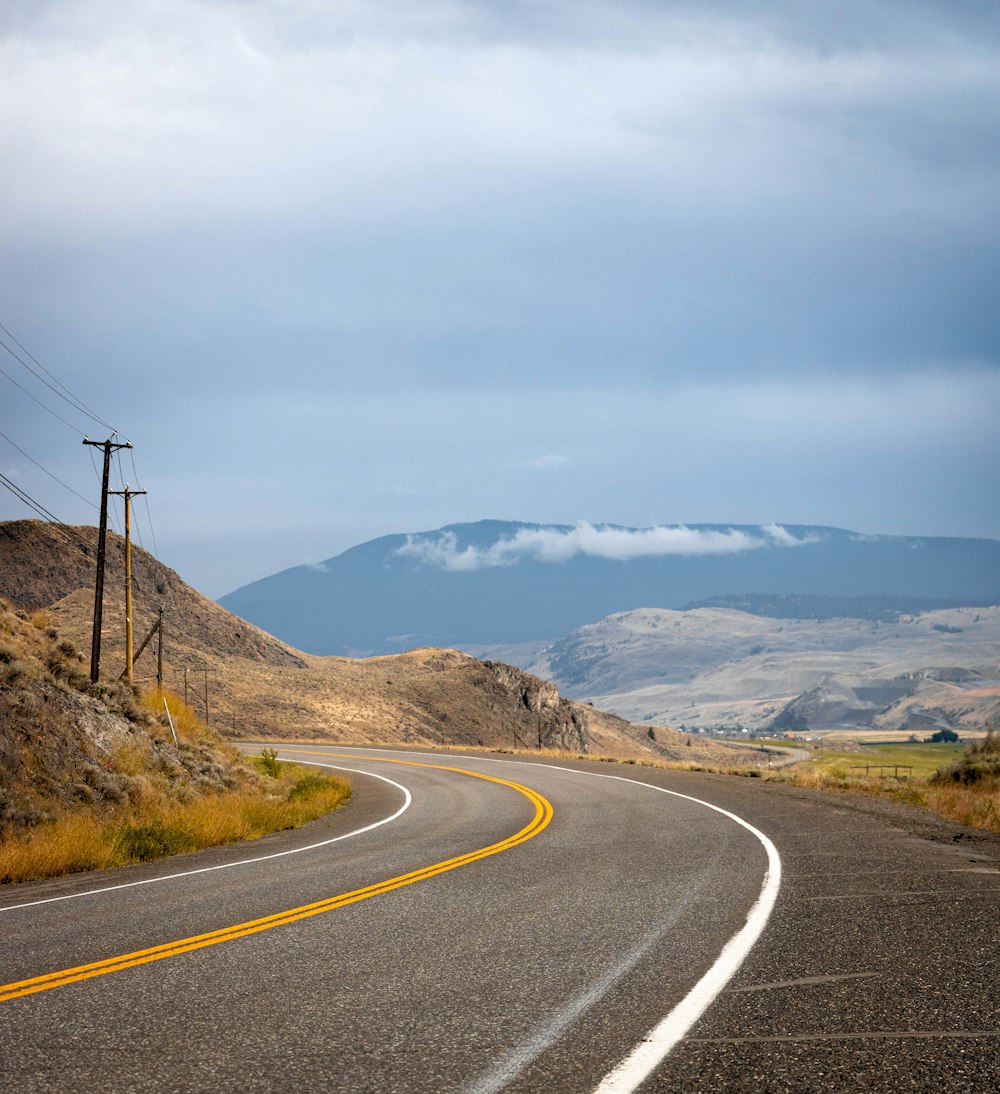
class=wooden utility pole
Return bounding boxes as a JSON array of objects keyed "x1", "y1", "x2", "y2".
[
  {"x1": 83, "y1": 436, "x2": 132, "y2": 683},
  {"x1": 109, "y1": 485, "x2": 146, "y2": 684},
  {"x1": 203, "y1": 667, "x2": 210, "y2": 726},
  {"x1": 156, "y1": 605, "x2": 164, "y2": 688},
  {"x1": 120, "y1": 606, "x2": 163, "y2": 684}
]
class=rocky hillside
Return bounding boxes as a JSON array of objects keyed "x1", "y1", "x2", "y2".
[
  {"x1": 0, "y1": 597, "x2": 256, "y2": 838},
  {"x1": 1, "y1": 520, "x2": 752, "y2": 764},
  {"x1": 518, "y1": 606, "x2": 1000, "y2": 734}
]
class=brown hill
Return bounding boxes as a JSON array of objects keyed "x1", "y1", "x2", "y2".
[{"x1": 0, "y1": 520, "x2": 753, "y2": 764}]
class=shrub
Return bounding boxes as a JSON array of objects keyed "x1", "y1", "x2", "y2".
[
  {"x1": 287, "y1": 772, "x2": 329, "y2": 801},
  {"x1": 0, "y1": 657, "x2": 27, "y2": 686},
  {"x1": 932, "y1": 727, "x2": 1000, "y2": 786},
  {"x1": 115, "y1": 819, "x2": 197, "y2": 862},
  {"x1": 257, "y1": 747, "x2": 281, "y2": 778}
]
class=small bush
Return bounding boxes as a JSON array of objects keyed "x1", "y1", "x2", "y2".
[
  {"x1": 115, "y1": 820, "x2": 197, "y2": 862},
  {"x1": 287, "y1": 772, "x2": 329, "y2": 801},
  {"x1": 932, "y1": 727, "x2": 1000, "y2": 786},
  {"x1": 0, "y1": 658, "x2": 27, "y2": 686},
  {"x1": 257, "y1": 747, "x2": 281, "y2": 778}
]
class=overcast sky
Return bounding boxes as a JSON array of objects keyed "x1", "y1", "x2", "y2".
[{"x1": 1, "y1": 0, "x2": 998, "y2": 598}]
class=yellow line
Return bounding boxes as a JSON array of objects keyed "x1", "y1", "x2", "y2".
[{"x1": 0, "y1": 752, "x2": 553, "y2": 1003}]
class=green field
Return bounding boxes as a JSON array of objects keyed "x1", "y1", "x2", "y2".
[{"x1": 806, "y1": 741, "x2": 965, "y2": 779}]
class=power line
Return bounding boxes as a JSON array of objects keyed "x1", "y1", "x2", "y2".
[
  {"x1": 0, "y1": 472, "x2": 93, "y2": 556},
  {"x1": 0, "y1": 360, "x2": 83, "y2": 432},
  {"x1": 128, "y1": 446, "x2": 160, "y2": 559},
  {"x1": 0, "y1": 323, "x2": 116, "y2": 432},
  {"x1": 0, "y1": 324, "x2": 163, "y2": 594},
  {"x1": 0, "y1": 428, "x2": 97, "y2": 509},
  {"x1": 0, "y1": 471, "x2": 65, "y2": 523}
]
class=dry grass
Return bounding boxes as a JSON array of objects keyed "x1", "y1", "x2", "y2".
[
  {"x1": 0, "y1": 760, "x2": 350, "y2": 884},
  {"x1": 747, "y1": 739, "x2": 1000, "y2": 835},
  {"x1": 0, "y1": 603, "x2": 352, "y2": 884},
  {"x1": 917, "y1": 781, "x2": 1000, "y2": 831}
]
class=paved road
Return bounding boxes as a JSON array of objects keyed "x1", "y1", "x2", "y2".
[{"x1": 1, "y1": 745, "x2": 997, "y2": 1092}]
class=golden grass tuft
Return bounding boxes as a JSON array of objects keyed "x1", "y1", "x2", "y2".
[
  {"x1": 140, "y1": 687, "x2": 214, "y2": 744},
  {"x1": 0, "y1": 764, "x2": 351, "y2": 885},
  {"x1": 917, "y1": 781, "x2": 1000, "y2": 830}
]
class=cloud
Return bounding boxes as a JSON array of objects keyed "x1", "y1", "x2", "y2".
[
  {"x1": 510, "y1": 454, "x2": 573, "y2": 472},
  {"x1": 395, "y1": 521, "x2": 821, "y2": 571}
]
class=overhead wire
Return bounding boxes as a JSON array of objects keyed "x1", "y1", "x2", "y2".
[
  {"x1": 0, "y1": 429, "x2": 98, "y2": 510},
  {"x1": 0, "y1": 360, "x2": 83, "y2": 433},
  {"x1": 0, "y1": 322, "x2": 117, "y2": 432},
  {"x1": 128, "y1": 447, "x2": 160, "y2": 559},
  {"x1": 0, "y1": 472, "x2": 94, "y2": 557},
  {"x1": 0, "y1": 322, "x2": 163, "y2": 635}
]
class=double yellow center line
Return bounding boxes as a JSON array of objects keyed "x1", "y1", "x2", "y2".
[{"x1": 0, "y1": 753, "x2": 553, "y2": 1003}]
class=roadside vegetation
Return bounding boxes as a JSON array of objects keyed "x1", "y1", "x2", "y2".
[
  {"x1": 731, "y1": 732, "x2": 1000, "y2": 834},
  {"x1": 0, "y1": 599, "x2": 350, "y2": 884},
  {"x1": 494, "y1": 731, "x2": 1000, "y2": 835}
]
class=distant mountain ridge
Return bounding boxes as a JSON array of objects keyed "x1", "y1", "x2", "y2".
[
  {"x1": 520, "y1": 605, "x2": 1000, "y2": 734},
  {"x1": 681, "y1": 593, "x2": 995, "y2": 622},
  {"x1": 218, "y1": 520, "x2": 1000, "y2": 656}
]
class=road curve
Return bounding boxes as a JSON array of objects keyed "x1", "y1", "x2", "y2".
[{"x1": 0, "y1": 745, "x2": 997, "y2": 1092}]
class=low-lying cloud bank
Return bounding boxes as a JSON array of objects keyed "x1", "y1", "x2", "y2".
[{"x1": 395, "y1": 522, "x2": 820, "y2": 572}]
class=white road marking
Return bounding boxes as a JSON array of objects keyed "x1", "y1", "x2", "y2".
[
  {"x1": 467, "y1": 867, "x2": 714, "y2": 1094},
  {"x1": 314, "y1": 746, "x2": 781, "y2": 1094},
  {"x1": 592, "y1": 793, "x2": 780, "y2": 1092},
  {"x1": 0, "y1": 764, "x2": 411, "y2": 914}
]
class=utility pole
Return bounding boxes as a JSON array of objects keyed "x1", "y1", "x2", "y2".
[
  {"x1": 120, "y1": 605, "x2": 164, "y2": 685},
  {"x1": 83, "y1": 436, "x2": 132, "y2": 683},
  {"x1": 204, "y1": 666, "x2": 210, "y2": 727},
  {"x1": 156, "y1": 605, "x2": 164, "y2": 688},
  {"x1": 109, "y1": 485, "x2": 146, "y2": 685}
]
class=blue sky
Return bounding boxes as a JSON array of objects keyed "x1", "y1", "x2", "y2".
[{"x1": 1, "y1": 0, "x2": 998, "y2": 597}]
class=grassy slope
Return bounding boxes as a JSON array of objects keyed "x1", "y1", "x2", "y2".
[{"x1": 0, "y1": 598, "x2": 349, "y2": 883}]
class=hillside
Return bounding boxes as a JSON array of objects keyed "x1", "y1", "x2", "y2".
[
  {"x1": 0, "y1": 596, "x2": 258, "y2": 838},
  {"x1": 217, "y1": 520, "x2": 1000, "y2": 655},
  {"x1": 516, "y1": 606, "x2": 1000, "y2": 734},
  {"x1": 0, "y1": 520, "x2": 749, "y2": 764}
]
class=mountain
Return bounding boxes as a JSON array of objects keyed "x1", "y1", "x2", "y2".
[
  {"x1": 1, "y1": 519, "x2": 750, "y2": 764},
  {"x1": 218, "y1": 520, "x2": 1000, "y2": 656},
  {"x1": 518, "y1": 605, "x2": 1000, "y2": 734}
]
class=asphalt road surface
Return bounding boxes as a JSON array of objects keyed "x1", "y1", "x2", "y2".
[{"x1": 1, "y1": 745, "x2": 997, "y2": 1092}]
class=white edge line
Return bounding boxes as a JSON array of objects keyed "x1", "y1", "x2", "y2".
[
  {"x1": 308, "y1": 747, "x2": 781, "y2": 1092},
  {"x1": 589, "y1": 776, "x2": 782, "y2": 1093},
  {"x1": 0, "y1": 764, "x2": 412, "y2": 914}
]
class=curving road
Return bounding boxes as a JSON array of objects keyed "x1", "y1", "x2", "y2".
[{"x1": 0, "y1": 745, "x2": 997, "y2": 1092}]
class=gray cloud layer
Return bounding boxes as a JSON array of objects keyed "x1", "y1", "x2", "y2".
[{"x1": 1, "y1": 2, "x2": 997, "y2": 595}]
